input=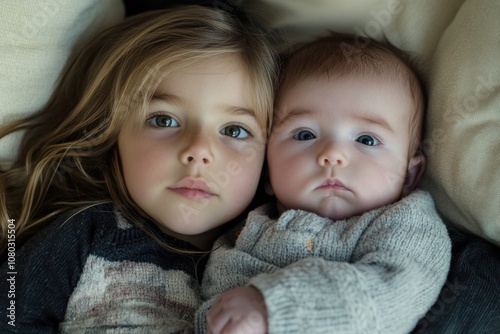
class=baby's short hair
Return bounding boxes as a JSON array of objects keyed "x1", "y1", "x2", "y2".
[{"x1": 276, "y1": 34, "x2": 425, "y2": 156}]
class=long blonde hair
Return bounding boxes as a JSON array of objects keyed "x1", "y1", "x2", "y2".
[{"x1": 0, "y1": 5, "x2": 278, "y2": 254}]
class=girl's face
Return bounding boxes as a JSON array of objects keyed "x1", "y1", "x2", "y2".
[{"x1": 118, "y1": 58, "x2": 266, "y2": 248}]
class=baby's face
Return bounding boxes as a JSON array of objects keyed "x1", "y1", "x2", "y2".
[{"x1": 267, "y1": 75, "x2": 415, "y2": 220}]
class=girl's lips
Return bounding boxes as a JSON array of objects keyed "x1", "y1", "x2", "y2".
[
  {"x1": 169, "y1": 178, "x2": 215, "y2": 199},
  {"x1": 170, "y1": 188, "x2": 214, "y2": 199}
]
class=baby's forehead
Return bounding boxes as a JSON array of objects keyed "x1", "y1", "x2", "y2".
[
  {"x1": 278, "y1": 71, "x2": 413, "y2": 104},
  {"x1": 274, "y1": 74, "x2": 415, "y2": 126}
]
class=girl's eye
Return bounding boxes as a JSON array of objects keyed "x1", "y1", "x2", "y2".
[
  {"x1": 356, "y1": 134, "x2": 380, "y2": 146},
  {"x1": 148, "y1": 115, "x2": 179, "y2": 128},
  {"x1": 220, "y1": 125, "x2": 251, "y2": 139},
  {"x1": 293, "y1": 130, "x2": 316, "y2": 141}
]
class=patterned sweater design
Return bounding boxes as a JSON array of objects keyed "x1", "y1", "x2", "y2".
[{"x1": 0, "y1": 204, "x2": 204, "y2": 333}]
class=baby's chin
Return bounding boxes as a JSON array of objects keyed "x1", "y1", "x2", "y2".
[
  {"x1": 277, "y1": 199, "x2": 360, "y2": 221},
  {"x1": 314, "y1": 209, "x2": 355, "y2": 221}
]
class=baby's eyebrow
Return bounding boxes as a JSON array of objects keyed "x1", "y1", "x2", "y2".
[
  {"x1": 274, "y1": 108, "x2": 313, "y2": 127},
  {"x1": 357, "y1": 115, "x2": 394, "y2": 133}
]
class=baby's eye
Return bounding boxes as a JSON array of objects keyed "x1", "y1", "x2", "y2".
[
  {"x1": 220, "y1": 125, "x2": 251, "y2": 139},
  {"x1": 356, "y1": 134, "x2": 380, "y2": 146},
  {"x1": 148, "y1": 115, "x2": 179, "y2": 128},
  {"x1": 293, "y1": 130, "x2": 316, "y2": 141}
]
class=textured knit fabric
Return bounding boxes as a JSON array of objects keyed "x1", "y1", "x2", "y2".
[
  {"x1": 196, "y1": 190, "x2": 451, "y2": 333},
  {"x1": 0, "y1": 204, "x2": 204, "y2": 333}
]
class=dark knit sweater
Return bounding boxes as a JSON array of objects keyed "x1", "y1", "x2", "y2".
[{"x1": 0, "y1": 204, "x2": 204, "y2": 333}]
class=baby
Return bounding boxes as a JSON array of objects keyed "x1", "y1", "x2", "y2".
[{"x1": 196, "y1": 34, "x2": 452, "y2": 334}]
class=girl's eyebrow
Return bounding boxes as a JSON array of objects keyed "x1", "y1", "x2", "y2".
[
  {"x1": 151, "y1": 93, "x2": 184, "y2": 105},
  {"x1": 217, "y1": 103, "x2": 257, "y2": 118},
  {"x1": 151, "y1": 93, "x2": 257, "y2": 119}
]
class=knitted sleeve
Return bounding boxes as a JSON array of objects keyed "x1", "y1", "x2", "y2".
[
  {"x1": 194, "y1": 221, "x2": 277, "y2": 333},
  {"x1": 249, "y1": 190, "x2": 452, "y2": 333}
]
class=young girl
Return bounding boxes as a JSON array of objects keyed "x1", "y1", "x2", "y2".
[{"x1": 0, "y1": 5, "x2": 277, "y2": 332}]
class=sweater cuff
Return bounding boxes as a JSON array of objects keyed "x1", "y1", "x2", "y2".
[{"x1": 249, "y1": 273, "x2": 300, "y2": 333}]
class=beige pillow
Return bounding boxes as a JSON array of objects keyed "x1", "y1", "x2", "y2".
[
  {"x1": 0, "y1": 0, "x2": 125, "y2": 163},
  {"x1": 246, "y1": 0, "x2": 500, "y2": 245},
  {"x1": 421, "y1": 0, "x2": 500, "y2": 246}
]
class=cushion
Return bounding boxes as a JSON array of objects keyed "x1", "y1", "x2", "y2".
[
  {"x1": 245, "y1": 0, "x2": 500, "y2": 246},
  {"x1": 0, "y1": 0, "x2": 125, "y2": 163}
]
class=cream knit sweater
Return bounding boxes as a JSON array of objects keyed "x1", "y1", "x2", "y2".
[{"x1": 197, "y1": 190, "x2": 451, "y2": 333}]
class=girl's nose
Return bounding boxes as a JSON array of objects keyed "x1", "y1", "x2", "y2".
[{"x1": 179, "y1": 133, "x2": 214, "y2": 166}]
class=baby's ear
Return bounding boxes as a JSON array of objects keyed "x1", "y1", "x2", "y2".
[{"x1": 402, "y1": 153, "x2": 426, "y2": 196}]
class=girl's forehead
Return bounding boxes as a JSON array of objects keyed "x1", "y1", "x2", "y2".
[
  {"x1": 126, "y1": 58, "x2": 253, "y2": 115},
  {"x1": 161, "y1": 55, "x2": 246, "y2": 77}
]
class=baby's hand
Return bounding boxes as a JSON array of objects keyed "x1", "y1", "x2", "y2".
[{"x1": 206, "y1": 286, "x2": 268, "y2": 334}]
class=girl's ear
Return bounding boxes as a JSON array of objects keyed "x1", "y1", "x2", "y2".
[{"x1": 402, "y1": 153, "x2": 426, "y2": 197}]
